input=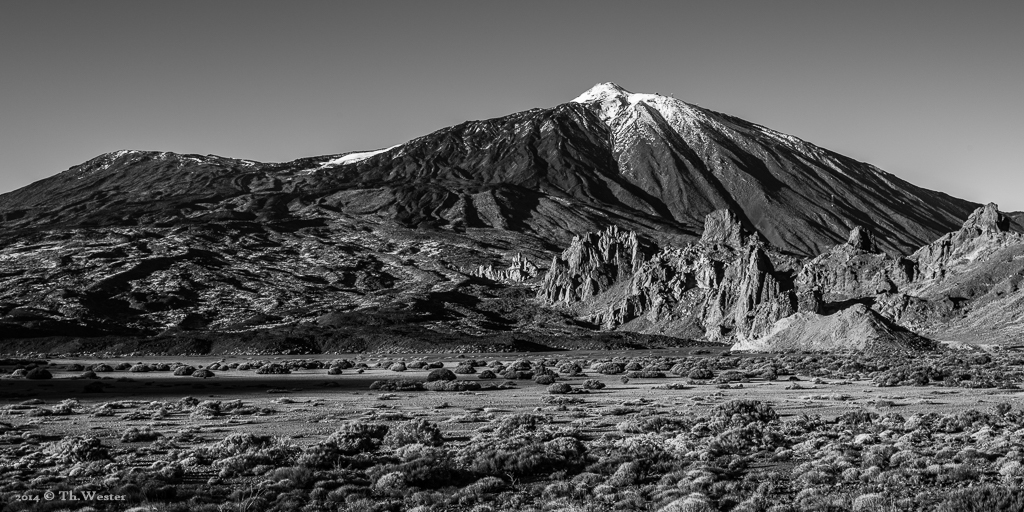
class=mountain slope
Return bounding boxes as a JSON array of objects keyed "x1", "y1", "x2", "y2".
[{"x1": 0, "y1": 84, "x2": 978, "y2": 257}]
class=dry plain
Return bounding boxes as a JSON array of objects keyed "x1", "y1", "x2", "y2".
[{"x1": 2, "y1": 349, "x2": 1024, "y2": 512}]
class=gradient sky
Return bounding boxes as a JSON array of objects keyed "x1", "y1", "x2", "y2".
[{"x1": 2, "y1": 1, "x2": 1022, "y2": 210}]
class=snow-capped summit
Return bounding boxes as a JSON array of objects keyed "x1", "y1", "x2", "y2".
[
  {"x1": 570, "y1": 82, "x2": 631, "y2": 104},
  {"x1": 572, "y1": 82, "x2": 711, "y2": 129}
]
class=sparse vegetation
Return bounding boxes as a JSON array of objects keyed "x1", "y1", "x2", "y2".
[{"x1": 2, "y1": 350, "x2": 1024, "y2": 511}]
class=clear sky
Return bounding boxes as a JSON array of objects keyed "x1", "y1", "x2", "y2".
[{"x1": 2, "y1": 1, "x2": 1022, "y2": 210}]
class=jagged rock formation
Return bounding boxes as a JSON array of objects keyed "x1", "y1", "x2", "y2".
[
  {"x1": 795, "y1": 226, "x2": 915, "y2": 307},
  {"x1": 913, "y1": 203, "x2": 1014, "y2": 281},
  {"x1": 472, "y1": 253, "x2": 540, "y2": 283},
  {"x1": 881, "y1": 203, "x2": 1024, "y2": 344},
  {"x1": 540, "y1": 210, "x2": 798, "y2": 341},
  {"x1": 539, "y1": 225, "x2": 652, "y2": 304},
  {"x1": 539, "y1": 203, "x2": 1024, "y2": 351}
]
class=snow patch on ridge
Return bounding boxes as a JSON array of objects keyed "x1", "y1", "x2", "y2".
[
  {"x1": 323, "y1": 145, "x2": 399, "y2": 167},
  {"x1": 295, "y1": 145, "x2": 401, "y2": 175}
]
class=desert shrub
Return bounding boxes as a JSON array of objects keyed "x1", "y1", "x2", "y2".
[
  {"x1": 459, "y1": 433, "x2": 585, "y2": 478},
  {"x1": 453, "y1": 364, "x2": 477, "y2": 374},
  {"x1": 192, "y1": 369, "x2": 215, "y2": 378},
  {"x1": 501, "y1": 369, "x2": 534, "y2": 380},
  {"x1": 607, "y1": 461, "x2": 643, "y2": 487},
  {"x1": 478, "y1": 370, "x2": 497, "y2": 380},
  {"x1": 46, "y1": 436, "x2": 109, "y2": 463},
  {"x1": 328, "y1": 367, "x2": 343, "y2": 375},
  {"x1": 836, "y1": 410, "x2": 878, "y2": 427},
  {"x1": 173, "y1": 365, "x2": 196, "y2": 376},
  {"x1": 689, "y1": 368, "x2": 714, "y2": 380},
  {"x1": 121, "y1": 426, "x2": 161, "y2": 443},
  {"x1": 208, "y1": 433, "x2": 300, "y2": 476},
  {"x1": 583, "y1": 379, "x2": 606, "y2": 390},
  {"x1": 256, "y1": 363, "x2": 291, "y2": 375},
  {"x1": 658, "y1": 492, "x2": 715, "y2": 512},
  {"x1": 129, "y1": 364, "x2": 151, "y2": 372},
  {"x1": 10, "y1": 369, "x2": 26, "y2": 377},
  {"x1": 993, "y1": 402, "x2": 1012, "y2": 416},
  {"x1": 423, "y1": 380, "x2": 481, "y2": 392},
  {"x1": 406, "y1": 361, "x2": 427, "y2": 369},
  {"x1": 115, "y1": 362, "x2": 133, "y2": 370},
  {"x1": 593, "y1": 362, "x2": 624, "y2": 375},
  {"x1": 385, "y1": 419, "x2": 444, "y2": 447},
  {"x1": 510, "y1": 359, "x2": 533, "y2": 371},
  {"x1": 534, "y1": 374, "x2": 556, "y2": 385},
  {"x1": 372, "y1": 471, "x2": 407, "y2": 496},
  {"x1": 237, "y1": 363, "x2": 252, "y2": 370},
  {"x1": 152, "y1": 363, "x2": 171, "y2": 371},
  {"x1": 25, "y1": 368, "x2": 53, "y2": 379},
  {"x1": 559, "y1": 362, "x2": 584, "y2": 375},
  {"x1": 298, "y1": 422, "x2": 388, "y2": 469},
  {"x1": 493, "y1": 413, "x2": 549, "y2": 435},
  {"x1": 91, "y1": 363, "x2": 114, "y2": 372},
  {"x1": 66, "y1": 363, "x2": 85, "y2": 371},
  {"x1": 370, "y1": 379, "x2": 424, "y2": 391},
  {"x1": 427, "y1": 361, "x2": 445, "y2": 369},
  {"x1": 427, "y1": 368, "x2": 457, "y2": 382},
  {"x1": 852, "y1": 493, "x2": 888, "y2": 511},
  {"x1": 547, "y1": 383, "x2": 573, "y2": 394},
  {"x1": 625, "y1": 361, "x2": 643, "y2": 371},
  {"x1": 713, "y1": 400, "x2": 778, "y2": 425},
  {"x1": 935, "y1": 484, "x2": 1024, "y2": 512},
  {"x1": 461, "y1": 476, "x2": 506, "y2": 496}
]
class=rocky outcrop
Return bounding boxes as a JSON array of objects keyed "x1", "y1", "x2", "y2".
[
  {"x1": 542, "y1": 210, "x2": 797, "y2": 341},
  {"x1": 473, "y1": 253, "x2": 540, "y2": 283},
  {"x1": 701, "y1": 243, "x2": 796, "y2": 341},
  {"x1": 699, "y1": 209, "x2": 752, "y2": 249},
  {"x1": 733, "y1": 303, "x2": 935, "y2": 353},
  {"x1": 538, "y1": 225, "x2": 652, "y2": 304},
  {"x1": 796, "y1": 225, "x2": 915, "y2": 306},
  {"x1": 913, "y1": 203, "x2": 1016, "y2": 281}
]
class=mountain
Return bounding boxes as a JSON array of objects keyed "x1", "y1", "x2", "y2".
[
  {"x1": 0, "y1": 83, "x2": 1003, "y2": 353},
  {"x1": 0, "y1": 83, "x2": 977, "y2": 256}
]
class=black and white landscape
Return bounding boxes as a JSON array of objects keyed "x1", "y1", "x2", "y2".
[{"x1": 2, "y1": 81, "x2": 1024, "y2": 512}]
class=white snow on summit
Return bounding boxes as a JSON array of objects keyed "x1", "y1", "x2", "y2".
[{"x1": 571, "y1": 83, "x2": 715, "y2": 130}]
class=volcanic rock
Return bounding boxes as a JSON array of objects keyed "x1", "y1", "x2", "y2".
[
  {"x1": 541, "y1": 210, "x2": 798, "y2": 341},
  {"x1": 732, "y1": 303, "x2": 935, "y2": 353},
  {"x1": 473, "y1": 253, "x2": 540, "y2": 283},
  {"x1": 538, "y1": 225, "x2": 652, "y2": 304},
  {"x1": 795, "y1": 226, "x2": 915, "y2": 306}
]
